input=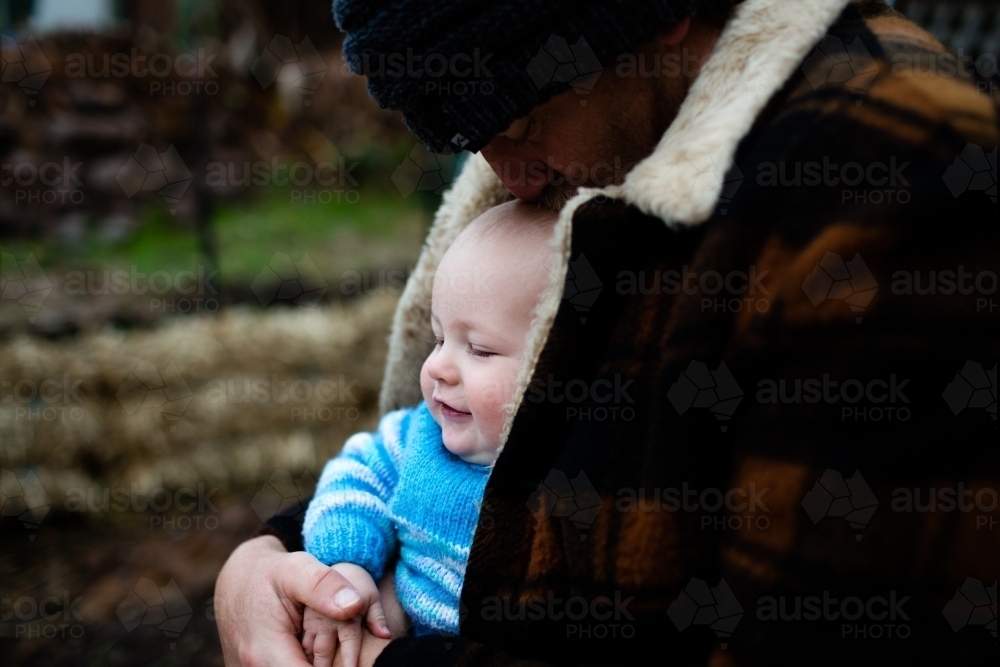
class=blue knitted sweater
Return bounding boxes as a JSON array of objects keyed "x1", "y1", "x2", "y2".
[{"x1": 303, "y1": 401, "x2": 491, "y2": 635}]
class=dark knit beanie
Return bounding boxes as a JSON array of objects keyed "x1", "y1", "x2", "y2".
[{"x1": 333, "y1": 0, "x2": 703, "y2": 154}]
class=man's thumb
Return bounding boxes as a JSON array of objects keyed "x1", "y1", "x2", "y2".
[{"x1": 279, "y1": 553, "x2": 364, "y2": 620}]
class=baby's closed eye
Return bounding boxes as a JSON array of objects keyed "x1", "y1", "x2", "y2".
[{"x1": 468, "y1": 344, "x2": 496, "y2": 358}]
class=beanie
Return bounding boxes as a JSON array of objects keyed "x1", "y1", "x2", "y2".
[{"x1": 334, "y1": 0, "x2": 704, "y2": 153}]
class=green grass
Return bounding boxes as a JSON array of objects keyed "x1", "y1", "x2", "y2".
[
  {"x1": 2, "y1": 186, "x2": 433, "y2": 286},
  {"x1": 214, "y1": 186, "x2": 431, "y2": 283}
]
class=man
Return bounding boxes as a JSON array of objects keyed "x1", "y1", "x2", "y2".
[{"x1": 216, "y1": 0, "x2": 998, "y2": 665}]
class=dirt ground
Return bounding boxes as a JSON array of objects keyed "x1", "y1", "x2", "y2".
[
  {"x1": 1, "y1": 295, "x2": 401, "y2": 665},
  {"x1": 2, "y1": 497, "x2": 256, "y2": 666}
]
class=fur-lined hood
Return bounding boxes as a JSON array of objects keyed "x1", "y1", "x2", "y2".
[{"x1": 378, "y1": 0, "x2": 855, "y2": 437}]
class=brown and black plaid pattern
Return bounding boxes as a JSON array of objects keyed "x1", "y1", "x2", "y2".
[{"x1": 374, "y1": 2, "x2": 998, "y2": 665}]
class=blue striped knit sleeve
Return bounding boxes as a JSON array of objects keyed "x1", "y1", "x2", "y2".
[{"x1": 302, "y1": 408, "x2": 410, "y2": 581}]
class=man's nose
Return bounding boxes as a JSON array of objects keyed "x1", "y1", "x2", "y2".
[{"x1": 480, "y1": 139, "x2": 550, "y2": 201}]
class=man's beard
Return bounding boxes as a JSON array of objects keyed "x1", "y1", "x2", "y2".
[
  {"x1": 533, "y1": 105, "x2": 667, "y2": 213},
  {"x1": 536, "y1": 182, "x2": 579, "y2": 212},
  {"x1": 525, "y1": 72, "x2": 683, "y2": 213}
]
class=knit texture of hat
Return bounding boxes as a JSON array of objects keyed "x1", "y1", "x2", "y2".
[{"x1": 334, "y1": 0, "x2": 703, "y2": 153}]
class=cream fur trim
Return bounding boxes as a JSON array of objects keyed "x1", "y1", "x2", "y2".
[
  {"x1": 623, "y1": 0, "x2": 853, "y2": 226},
  {"x1": 378, "y1": 154, "x2": 511, "y2": 414},
  {"x1": 379, "y1": 0, "x2": 855, "y2": 440}
]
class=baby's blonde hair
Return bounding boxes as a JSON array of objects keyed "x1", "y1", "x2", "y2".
[{"x1": 458, "y1": 200, "x2": 558, "y2": 252}]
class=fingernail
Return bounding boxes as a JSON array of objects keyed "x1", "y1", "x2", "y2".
[{"x1": 335, "y1": 588, "x2": 361, "y2": 608}]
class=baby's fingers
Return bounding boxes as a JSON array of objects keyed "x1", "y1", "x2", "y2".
[
  {"x1": 311, "y1": 629, "x2": 337, "y2": 667},
  {"x1": 302, "y1": 629, "x2": 316, "y2": 662},
  {"x1": 337, "y1": 620, "x2": 363, "y2": 667},
  {"x1": 365, "y1": 599, "x2": 392, "y2": 639}
]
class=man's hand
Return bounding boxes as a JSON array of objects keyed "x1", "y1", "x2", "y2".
[
  {"x1": 215, "y1": 535, "x2": 369, "y2": 667},
  {"x1": 301, "y1": 563, "x2": 391, "y2": 667}
]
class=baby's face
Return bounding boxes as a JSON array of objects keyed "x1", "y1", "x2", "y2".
[{"x1": 420, "y1": 204, "x2": 553, "y2": 465}]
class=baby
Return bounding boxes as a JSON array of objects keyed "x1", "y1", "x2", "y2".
[{"x1": 301, "y1": 200, "x2": 558, "y2": 666}]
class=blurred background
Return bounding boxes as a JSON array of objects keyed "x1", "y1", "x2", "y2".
[{"x1": 0, "y1": 0, "x2": 996, "y2": 665}]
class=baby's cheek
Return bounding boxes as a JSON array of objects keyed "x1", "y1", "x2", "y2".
[
  {"x1": 466, "y1": 364, "x2": 519, "y2": 447},
  {"x1": 418, "y1": 362, "x2": 434, "y2": 401},
  {"x1": 479, "y1": 376, "x2": 511, "y2": 408}
]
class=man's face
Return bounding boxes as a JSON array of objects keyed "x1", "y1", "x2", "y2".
[
  {"x1": 478, "y1": 82, "x2": 663, "y2": 209},
  {"x1": 478, "y1": 29, "x2": 690, "y2": 209}
]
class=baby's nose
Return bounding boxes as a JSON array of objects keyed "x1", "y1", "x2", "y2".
[{"x1": 427, "y1": 351, "x2": 460, "y2": 385}]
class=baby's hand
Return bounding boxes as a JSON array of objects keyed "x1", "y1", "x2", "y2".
[{"x1": 301, "y1": 563, "x2": 391, "y2": 667}]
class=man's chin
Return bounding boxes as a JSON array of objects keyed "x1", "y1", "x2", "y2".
[{"x1": 537, "y1": 184, "x2": 580, "y2": 212}]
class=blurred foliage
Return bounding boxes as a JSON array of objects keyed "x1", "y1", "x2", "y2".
[{"x1": 1, "y1": 183, "x2": 433, "y2": 284}]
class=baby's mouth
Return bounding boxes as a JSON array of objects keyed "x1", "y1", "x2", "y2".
[{"x1": 435, "y1": 398, "x2": 471, "y2": 420}]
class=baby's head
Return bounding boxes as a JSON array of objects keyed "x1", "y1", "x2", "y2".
[{"x1": 420, "y1": 200, "x2": 558, "y2": 465}]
